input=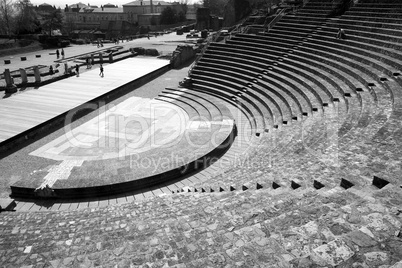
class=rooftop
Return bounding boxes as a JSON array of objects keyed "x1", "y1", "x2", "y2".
[
  {"x1": 123, "y1": 1, "x2": 172, "y2": 6},
  {"x1": 80, "y1": 7, "x2": 124, "y2": 13}
]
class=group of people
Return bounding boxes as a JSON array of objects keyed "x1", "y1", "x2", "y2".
[
  {"x1": 74, "y1": 63, "x2": 103, "y2": 77},
  {"x1": 97, "y1": 40, "x2": 104, "y2": 48},
  {"x1": 56, "y1": 49, "x2": 64, "y2": 59},
  {"x1": 55, "y1": 48, "x2": 104, "y2": 78}
]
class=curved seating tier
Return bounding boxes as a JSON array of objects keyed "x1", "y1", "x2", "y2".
[{"x1": 1, "y1": 177, "x2": 401, "y2": 267}]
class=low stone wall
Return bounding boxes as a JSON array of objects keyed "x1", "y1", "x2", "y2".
[{"x1": 170, "y1": 45, "x2": 196, "y2": 69}]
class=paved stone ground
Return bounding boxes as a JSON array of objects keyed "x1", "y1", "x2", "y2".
[
  {"x1": 0, "y1": 32, "x2": 196, "y2": 96},
  {"x1": 0, "y1": 181, "x2": 401, "y2": 267}
]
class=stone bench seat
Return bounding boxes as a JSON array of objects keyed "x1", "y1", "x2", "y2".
[
  {"x1": 345, "y1": 10, "x2": 402, "y2": 18},
  {"x1": 323, "y1": 21, "x2": 402, "y2": 37},
  {"x1": 202, "y1": 48, "x2": 328, "y2": 109},
  {"x1": 173, "y1": 88, "x2": 258, "y2": 147},
  {"x1": 192, "y1": 67, "x2": 294, "y2": 124},
  {"x1": 302, "y1": 3, "x2": 339, "y2": 8},
  {"x1": 207, "y1": 43, "x2": 336, "y2": 100},
  {"x1": 190, "y1": 72, "x2": 275, "y2": 128},
  {"x1": 282, "y1": 14, "x2": 329, "y2": 23},
  {"x1": 312, "y1": 30, "x2": 402, "y2": 71},
  {"x1": 296, "y1": 8, "x2": 334, "y2": 14},
  {"x1": 302, "y1": 36, "x2": 402, "y2": 78},
  {"x1": 169, "y1": 88, "x2": 259, "y2": 158},
  {"x1": 197, "y1": 59, "x2": 312, "y2": 117},
  {"x1": 317, "y1": 23, "x2": 402, "y2": 48},
  {"x1": 294, "y1": 11, "x2": 329, "y2": 17},
  {"x1": 193, "y1": 63, "x2": 304, "y2": 119},
  {"x1": 156, "y1": 95, "x2": 201, "y2": 119},
  {"x1": 350, "y1": 7, "x2": 402, "y2": 13},
  {"x1": 341, "y1": 14, "x2": 402, "y2": 25},
  {"x1": 229, "y1": 34, "x2": 301, "y2": 48},
  {"x1": 356, "y1": 3, "x2": 402, "y2": 9},
  {"x1": 163, "y1": 88, "x2": 235, "y2": 120},
  {"x1": 157, "y1": 93, "x2": 215, "y2": 121},
  {"x1": 276, "y1": 20, "x2": 402, "y2": 44},
  {"x1": 211, "y1": 40, "x2": 347, "y2": 103},
  {"x1": 190, "y1": 77, "x2": 269, "y2": 132}
]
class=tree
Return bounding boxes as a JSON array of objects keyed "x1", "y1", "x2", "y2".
[
  {"x1": 150, "y1": 15, "x2": 157, "y2": 26},
  {"x1": 203, "y1": 0, "x2": 227, "y2": 16},
  {"x1": 14, "y1": 0, "x2": 39, "y2": 34},
  {"x1": 0, "y1": 0, "x2": 16, "y2": 35},
  {"x1": 64, "y1": 12, "x2": 76, "y2": 35},
  {"x1": 41, "y1": 8, "x2": 63, "y2": 36},
  {"x1": 160, "y1": 7, "x2": 177, "y2": 25},
  {"x1": 179, "y1": 0, "x2": 188, "y2": 15},
  {"x1": 178, "y1": 11, "x2": 186, "y2": 22}
]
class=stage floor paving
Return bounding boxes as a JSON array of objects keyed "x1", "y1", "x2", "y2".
[{"x1": 0, "y1": 57, "x2": 170, "y2": 144}]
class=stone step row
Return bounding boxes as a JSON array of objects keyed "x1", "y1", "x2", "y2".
[{"x1": 1, "y1": 180, "x2": 401, "y2": 267}]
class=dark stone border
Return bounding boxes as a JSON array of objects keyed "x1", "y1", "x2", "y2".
[{"x1": 9, "y1": 125, "x2": 235, "y2": 200}]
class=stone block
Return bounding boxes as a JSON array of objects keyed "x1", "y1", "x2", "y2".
[
  {"x1": 20, "y1": 68, "x2": 27, "y2": 84},
  {"x1": 0, "y1": 198, "x2": 16, "y2": 211},
  {"x1": 291, "y1": 180, "x2": 301, "y2": 189},
  {"x1": 4, "y1": 69, "x2": 13, "y2": 87},
  {"x1": 4, "y1": 69, "x2": 17, "y2": 93},
  {"x1": 312, "y1": 239, "x2": 354, "y2": 266},
  {"x1": 272, "y1": 181, "x2": 280, "y2": 189},
  {"x1": 372, "y1": 176, "x2": 389, "y2": 189},
  {"x1": 313, "y1": 180, "x2": 325, "y2": 189},
  {"x1": 33, "y1": 66, "x2": 41, "y2": 83},
  {"x1": 340, "y1": 178, "x2": 354, "y2": 189}
]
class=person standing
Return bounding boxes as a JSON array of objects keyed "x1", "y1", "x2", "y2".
[
  {"x1": 336, "y1": 28, "x2": 346, "y2": 40},
  {"x1": 99, "y1": 64, "x2": 104, "y2": 77},
  {"x1": 75, "y1": 64, "x2": 80, "y2": 77},
  {"x1": 61, "y1": 48, "x2": 65, "y2": 59},
  {"x1": 56, "y1": 49, "x2": 60, "y2": 59}
]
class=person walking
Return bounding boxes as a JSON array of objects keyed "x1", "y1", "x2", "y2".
[
  {"x1": 99, "y1": 64, "x2": 104, "y2": 77},
  {"x1": 56, "y1": 49, "x2": 60, "y2": 59},
  {"x1": 75, "y1": 64, "x2": 80, "y2": 77},
  {"x1": 86, "y1": 57, "x2": 91, "y2": 69},
  {"x1": 61, "y1": 48, "x2": 65, "y2": 59}
]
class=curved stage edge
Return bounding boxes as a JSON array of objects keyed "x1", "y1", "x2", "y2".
[{"x1": 10, "y1": 126, "x2": 236, "y2": 200}]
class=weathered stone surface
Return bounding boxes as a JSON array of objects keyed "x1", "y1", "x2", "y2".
[
  {"x1": 346, "y1": 230, "x2": 378, "y2": 248},
  {"x1": 312, "y1": 239, "x2": 355, "y2": 266}
]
